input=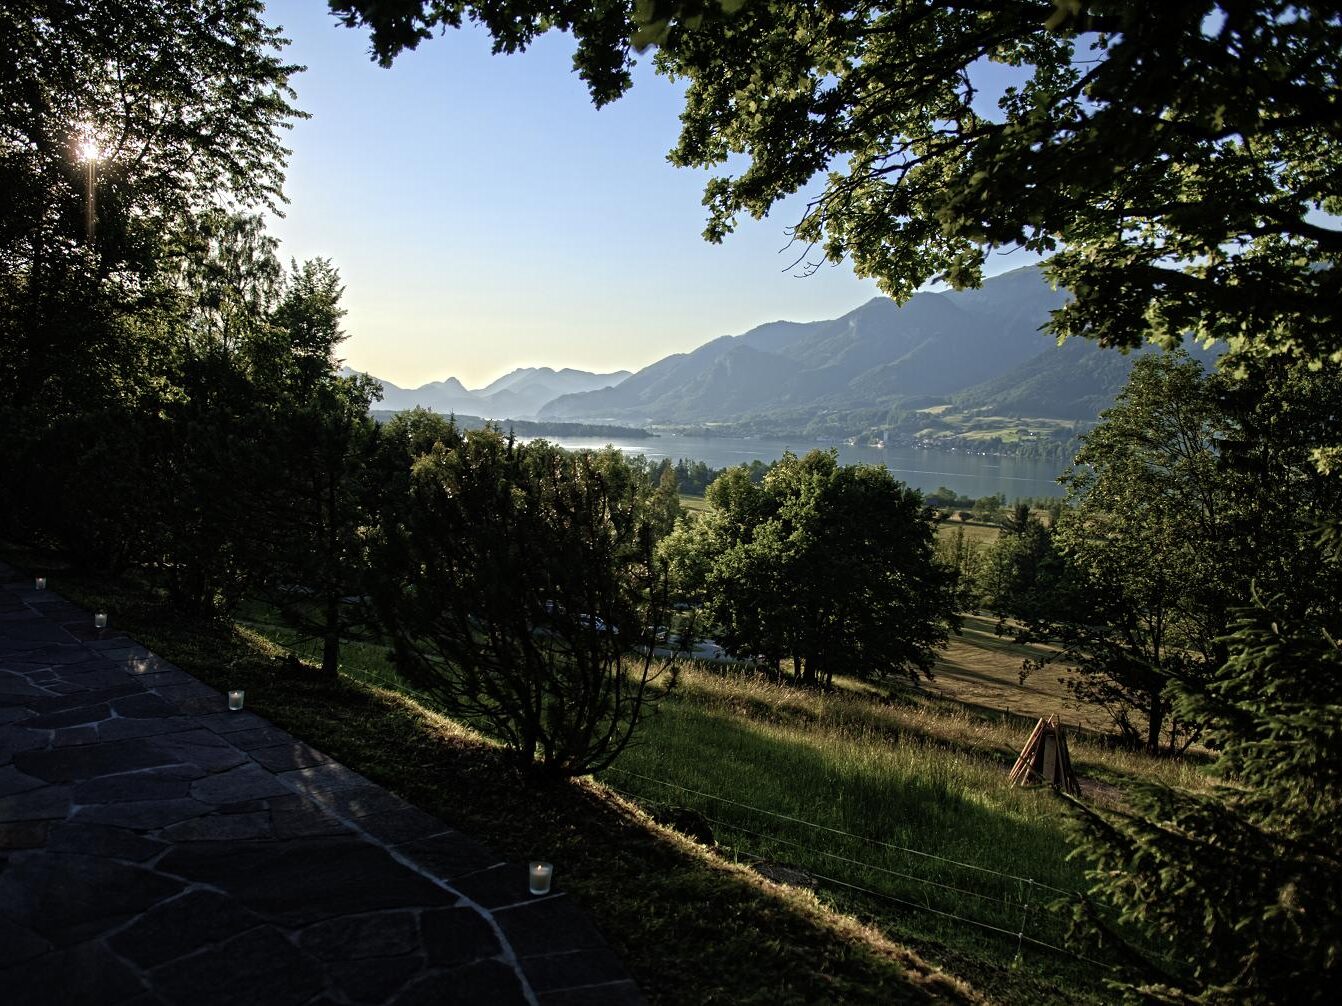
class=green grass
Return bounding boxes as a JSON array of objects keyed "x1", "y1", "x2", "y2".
[
  {"x1": 677, "y1": 493, "x2": 709, "y2": 514},
  {"x1": 9, "y1": 542, "x2": 1209, "y2": 1003},
  {"x1": 935, "y1": 519, "x2": 1002, "y2": 546},
  {"x1": 4, "y1": 546, "x2": 976, "y2": 1006},
  {"x1": 229, "y1": 576, "x2": 1206, "y2": 1002},
  {"x1": 601, "y1": 665, "x2": 1114, "y2": 1002}
]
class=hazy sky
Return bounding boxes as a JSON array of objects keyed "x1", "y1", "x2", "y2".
[{"x1": 262, "y1": 2, "x2": 1029, "y2": 389}]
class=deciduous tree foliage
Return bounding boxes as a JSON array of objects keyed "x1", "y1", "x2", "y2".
[
  {"x1": 334, "y1": 0, "x2": 1342, "y2": 380},
  {"x1": 0, "y1": 0, "x2": 303, "y2": 412},
  {"x1": 664, "y1": 450, "x2": 956, "y2": 685},
  {"x1": 0, "y1": 0, "x2": 306, "y2": 557},
  {"x1": 252, "y1": 259, "x2": 382, "y2": 674},
  {"x1": 1035, "y1": 352, "x2": 1235, "y2": 753},
  {"x1": 977, "y1": 508, "x2": 1074, "y2": 624},
  {"x1": 1013, "y1": 351, "x2": 1342, "y2": 753},
  {"x1": 369, "y1": 421, "x2": 671, "y2": 776}
]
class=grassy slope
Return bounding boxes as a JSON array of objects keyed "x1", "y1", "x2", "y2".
[
  {"x1": 4, "y1": 547, "x2": 977, "y2": 1006},
  {"x1": 10, "y1": 543, "x2": 1208, "y2": 1004}
]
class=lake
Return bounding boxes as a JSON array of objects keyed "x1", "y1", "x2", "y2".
[{"x1": 533, "y1": 434, "x2": 1067, "y2": 500}]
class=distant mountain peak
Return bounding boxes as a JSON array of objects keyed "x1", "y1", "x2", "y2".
[
  {"x1": 540, "y1": 266, "x2": 1076, "y2": 425},
  {"x1": 347, "y1": 364, "x2": 633, "y2": 420}
]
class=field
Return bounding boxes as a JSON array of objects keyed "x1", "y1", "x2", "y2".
[
  {"x1": 597, "y1": 615, "x2": 1208, "y2": 1002},
  {"x1": 910, "y1": 409, "x2": 1084, "y2": 448},
  {"x1": 677, "y1": 492, "x2": 709, "y2": 514},
  {"x1": 230, "y1": 594, "x2": 1204, "y2": 1002},
  {"x1": 936, "y1": 518, "x2": 1002, "y2": 546},
  {"x1": 13, "y1": 543, "x2": 1211, "y2": 1004},
  {"x1": 929, "y1": 613, "x2": 1105, "y2": 730}
]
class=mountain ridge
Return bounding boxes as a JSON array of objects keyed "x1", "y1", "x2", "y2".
[
  {"x1": 539, "y1": 266, "x2": 1072, "y2": 424},
  {"x1": 342, "y1": 365, "x2": 632, "y2": 419},
  {"x1": 350, "y1": 266, "x2": 1212, "y2": 443}
]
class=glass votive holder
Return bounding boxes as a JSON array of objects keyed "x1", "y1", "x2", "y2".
[
  {"x1": 529, "y1": 861, "x2": 553, "y2": 896},
  {"x1": 228, "y1": 690, "x2": 245, "y2": 711},
  {"x1": 93, "y1": 612, "x2": 107, "y2": 629},
  {"x1": 35, "y1": 577, "x2": 46, "y2": 590}
]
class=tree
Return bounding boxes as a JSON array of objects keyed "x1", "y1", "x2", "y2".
[
  {"x1": 253, "y1": 259, "x2": 382, "y2": 675},
  {"x1": 1019, "y1": 352, "x2": 1236, "y2": 752},
  {"x1": 0, "y1": 1, "x2": 306, "y2": 565},
  {"x1": 369, "y1": 427, "x2": 671, "y2": 777},
  {"x1": 977, "y1": 512, "x2": 1075, "y2": 624},
  {"x1": 971, "y1": 492, "x2": 1006, "y2": 525},
  {"x1": 665, "y1": 450, "x2": 956, "y2": 685},
  {"x1": 334, "y1": 1, "x2": 1342, "y2": 382},
  {"x1": 1066, "y1": 592, "x2": 1342, "y2": 1001},
  {"x1": 142, "y1": 213, "x2": 294, "y2": 612},
  {"x1": 934, "y1": 524, "x2": 985, "y2": 612},
  {"x1": 1000, "y1": 502, "x2": 1034, "y2": 535},
  {"x1": 0, "y1": 0, "x2": 303, "y2": 412}
]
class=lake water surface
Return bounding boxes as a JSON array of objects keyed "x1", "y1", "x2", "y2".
[{"x1": 536, "y1": 435, "x2": 1067, "y2": 500}]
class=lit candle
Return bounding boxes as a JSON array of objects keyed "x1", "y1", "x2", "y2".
[
  {"x1": 228, "y1": 690, "x2": 244, "y2": 711},
  {"x1": 94, "y1": 613, "x2": 107, "y2": 629},
  {"x1": 529, "y1": 861, "x2": 553, "y2": 896},
  {"x1": 35, "y1": 577, "x2": 46, "y2": 590}
]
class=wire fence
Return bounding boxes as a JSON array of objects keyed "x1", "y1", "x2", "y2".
[
  {"x1": 259, "y1": 621, "x2": 1129, "y2": 973},
  {"x1": 603, "y1": 766, "x2": 1116, "y2": 970}
]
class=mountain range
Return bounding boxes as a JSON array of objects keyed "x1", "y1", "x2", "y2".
[
  {"x1": 353, "y1": 267, "x2": 1209, "y2": 438},
  {"x1": 344, "y1": 366, "x2": 633, "y2": 419},
  {"x1": 538, "y1": 267, "x2": 1097, "y2": 426}
]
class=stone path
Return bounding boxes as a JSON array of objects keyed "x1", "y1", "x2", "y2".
[{"x1": 0, "y1": 562, "x2": 642, "y2": 1005}]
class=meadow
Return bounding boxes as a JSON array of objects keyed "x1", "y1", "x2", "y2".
[
  {"x1": 18, "y1": 540, "x2": 1211, "y2": 1004},
  {"x1": 232, "y1": 591, "x2": 1208, "y2": 1003}
]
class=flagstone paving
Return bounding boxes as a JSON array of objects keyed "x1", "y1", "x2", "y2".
[{"x1": 0, "y1": 562, "x2": 642, "y2": 1005}]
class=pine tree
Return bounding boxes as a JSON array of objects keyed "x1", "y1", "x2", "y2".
[{"x1": 1066, "y1": 582, "x2": 1342, "y2": 1002}]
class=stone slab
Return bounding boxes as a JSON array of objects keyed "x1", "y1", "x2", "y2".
[
  {"x1": 493, "y1": 895, "x2": 610, "y2": 957},
  {"x1": 107, "y1": 889, "x2": 265, "y2": 970},
  {"x1": 189, "y1": 763, "x2": 291, "y2": 805},
  {"x1": 419, "y1": 906, "x2": 503, "y2": 969},
  {"x1": 0, "y1": 938, "x2": 144, "y2": 1006},
  {"x1": 155, "y1": 836, "x2": 460, "y2": 925},
  {"x1": 392, "y1": 960, "x2": 530, "y2": 1006},
  {"x1": 297, "y1": 910, "x2": 420, "y2": 961},
  {"x1": 0, "y1": 851, "x2": 184, "y2": 945},
  {"x1": 0, "y1": 566, "x2": 641, "y2": 1004},
  {"x1": 149, "y1": 924, "x2": 325, "y2": 1006}
]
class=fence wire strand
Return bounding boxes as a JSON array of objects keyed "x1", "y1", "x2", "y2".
[
  {"x1": 253, "y1": 626, "x2": 1130, "y2": 974},
  {"x1": 608, "y1": 766, "x2": 1073, "y2": 896},
  {"x1": 605, "y1": 782, "x2": 1111, "y2": 969}
]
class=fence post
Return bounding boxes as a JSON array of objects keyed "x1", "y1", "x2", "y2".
[{"x1": 1017, "y1": 877, "x2": 1035, "y2": 961}]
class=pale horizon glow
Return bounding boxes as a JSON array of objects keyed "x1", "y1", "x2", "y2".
[{"x1": 263, "y1": 2, "x2": 1035, "y2": 391}]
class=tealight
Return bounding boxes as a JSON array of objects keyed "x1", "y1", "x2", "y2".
[
  {"x1": 228, "y1": 690, "x2": 244, "y2": 711},
  {"x1": 529, "y1": 861, "x2": 553, "y2": 896},
  {"x1": 94, "y1": 613, "x2": 107, "y2": 629},
  {"x1": 35, "y1": 577, "x2": 46, "y2": 590}
]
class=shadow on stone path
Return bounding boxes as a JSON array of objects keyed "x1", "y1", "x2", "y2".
[{"x1": 0, "y1": 562, "x2": 642, "y2": 1005}]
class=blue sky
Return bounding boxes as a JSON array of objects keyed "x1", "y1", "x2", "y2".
[{"x1": 262, "y1": 2, "x2": 1030, "y2": 389}]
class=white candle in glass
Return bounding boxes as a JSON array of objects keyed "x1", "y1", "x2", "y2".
[
  {"x1": 93, "y1": 612, "x2": 107, "y2": 628},
  {"x1": 35, "y1": 577, "x2": 46, "y2": 590},
  {"x1": 529, "y1": 861, "x2": 553, "y2": 895},
  {"x1": 228, "y1": 690, "x2": 244, "y2": 711}
]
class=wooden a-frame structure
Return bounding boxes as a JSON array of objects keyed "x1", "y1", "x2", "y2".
[{"x1": 1009, "y1": 714, "x2": 1081, "y2": 797}]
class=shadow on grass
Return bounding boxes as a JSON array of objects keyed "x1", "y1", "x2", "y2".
[
  {"x1": 608, "y1": 706, "x2": 1107, "y2": 1003},
  {"x1": 0, "y1": 544, "x2": 981, "y2": 1006}
]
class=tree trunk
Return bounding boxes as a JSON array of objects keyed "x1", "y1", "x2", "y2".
[
  {"x1": 1146, "y1": 692, "x2": 1165, "y2": 755},
  {"x1": 321, "y1": 593, "x2": 340, "y2": 677}
]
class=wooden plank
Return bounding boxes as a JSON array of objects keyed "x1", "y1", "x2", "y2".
[{"x1": 1009, "y1": 717, "x2": 1047, "y2": 785}]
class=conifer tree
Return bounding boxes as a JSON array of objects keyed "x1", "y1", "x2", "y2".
[{"x1": 1067, "y1": 585, "x2": 1342, "y2": 1001}]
